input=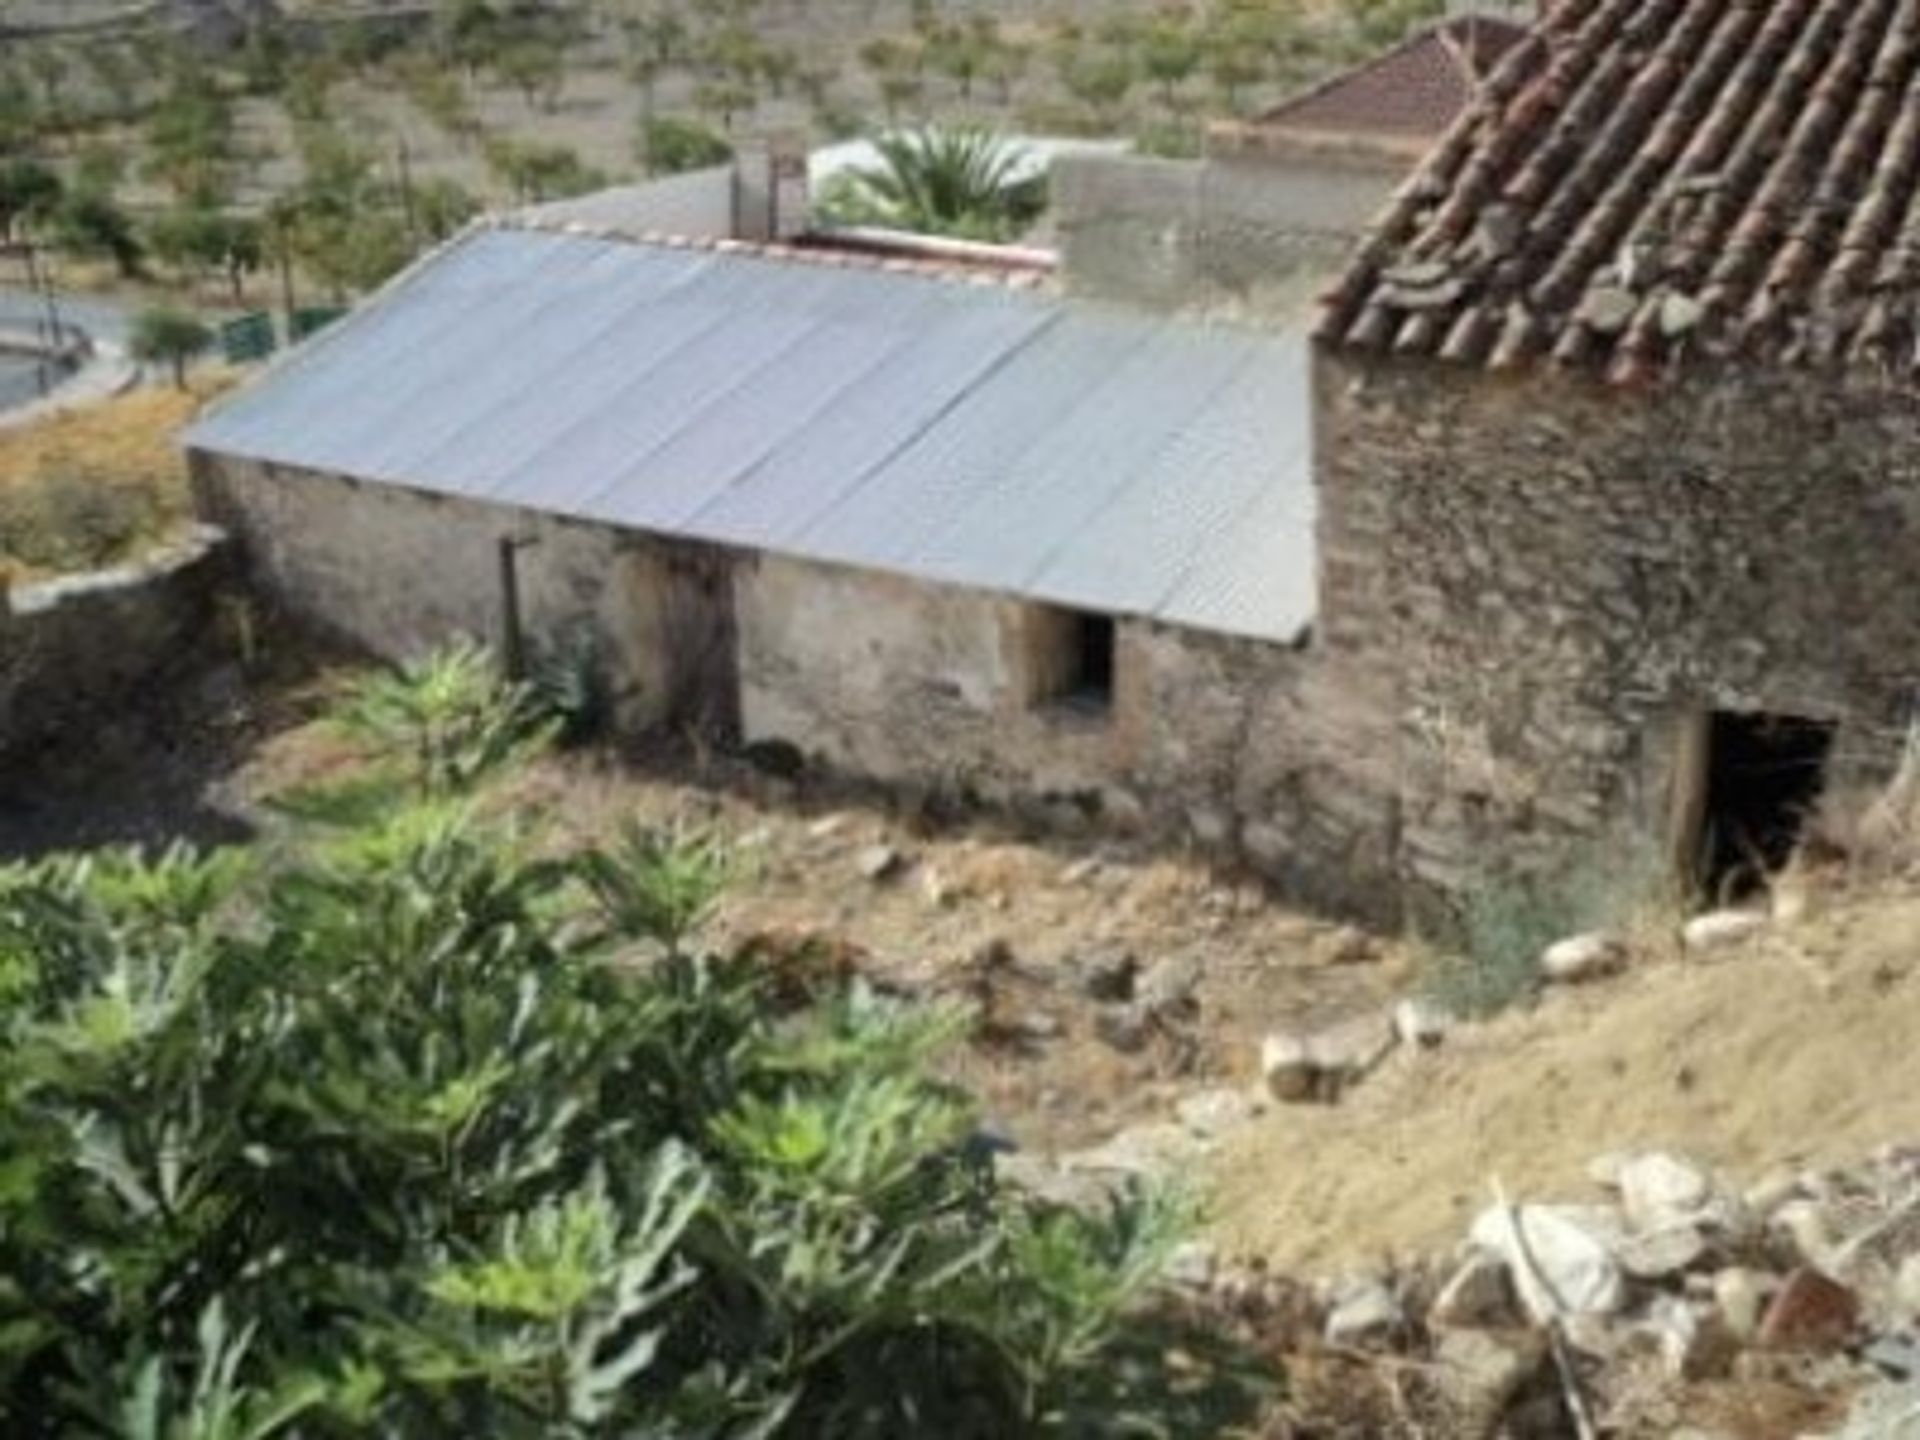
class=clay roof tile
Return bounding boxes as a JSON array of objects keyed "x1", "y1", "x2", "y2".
[{"x1": 1319, "y1": 0, "x2": 1920, "y2": 381}]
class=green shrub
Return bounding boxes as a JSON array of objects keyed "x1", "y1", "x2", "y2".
[
  {"x1": 0, "y1": 648, "x2": 1259, "y2": 1435},
  {"x1": 637, "y1": 115, "x2": 734, "y2": 176},
  {"x1": 1424, "y1": 839, "x2": 1673, "y2": 1019},
  {"x1": 0, "y1": 461, "x2": 169, "y2": 575}
]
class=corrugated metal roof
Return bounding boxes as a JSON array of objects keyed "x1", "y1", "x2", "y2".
[{"x1": 186, "y1": 227, "x2": 1316, "y2": 643}]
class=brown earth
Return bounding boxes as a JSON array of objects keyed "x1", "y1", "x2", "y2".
[{"x1": 1207, "y1": 880, "x2": 1920, "y2": 1276}]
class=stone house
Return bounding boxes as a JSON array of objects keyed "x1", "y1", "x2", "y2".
[
  {"x1": 183, "y1": 222, "x2": 1395, "y2": 916},
  {"x1": 1313, "y1": 0, "x2": 1920, "y2": 903},
  {"x1": 189, "y1": 0, "x2": 1920, "y2": 921}
]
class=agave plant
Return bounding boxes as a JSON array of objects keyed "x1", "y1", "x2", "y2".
[{"x1": 817, "y1": 127, "x2": 1047, "y2": 243}]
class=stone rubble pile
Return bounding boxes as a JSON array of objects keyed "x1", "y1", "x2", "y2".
[{"x1": 1167, "y1": 1145, "x2": 1920, "y2": 1437}]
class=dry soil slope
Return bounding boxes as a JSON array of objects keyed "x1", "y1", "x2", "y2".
[{"x1": 1208, "y1": 884, "x2": 1920, "y2": 1273}]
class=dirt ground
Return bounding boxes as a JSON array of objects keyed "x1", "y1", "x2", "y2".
[
  {"x1": 1208, "y1": 881, "x2": 1920, "y2": 1275},
  {"x1": 231, "y1": 699, "x2": 1414, "y2": 1156},
  {"x1": 14, "y1": 650, "x2": 1920, "y2": 1305}
]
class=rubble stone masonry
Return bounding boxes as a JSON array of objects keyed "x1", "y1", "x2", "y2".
[{"x1": 1315, "y1": 348, "x2": 1920, "y2": 907}]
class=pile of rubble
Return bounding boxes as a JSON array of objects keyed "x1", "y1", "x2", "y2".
[{"x1": 1180, "y1": 1145, "x2": 1920, "y2": 1437}]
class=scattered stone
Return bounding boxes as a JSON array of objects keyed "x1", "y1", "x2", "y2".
[
  {"x1": 1746, "y1": 1166, "x2": 1805, "y2": 1219},
  {"x1": 1587, "y1": 1151, "x2": 1630, "y2": 1190},
  {"x1": 1014, "y1": 1009, "x2": 1063, "y2": 1041},
  {"x1": 1187, "y1": 806, "x2": 1232, "y2": 848},
  {"x1": 1137, "y1": 955, "x2": 1200, "y2": 1018},
  {"x1": 1713, "y1": 1266, "x2": 1777, "y2": 1342},
  {"x1": 1324, "y1": 1276, "x2": 1403, "y2": 1349},
  {"x1": 1165, "y1": 1240, "x2": 1218, "y2": 1291},
  {"x1": 1773, "y1": 1198, "x2": 1839, "y2": 1270},
  {"x1": 1539, "y1": 932, "x2": 1627, "y2": 984},
  {"x1": 1061, "y1": 857, "x2": 1102, "y2": 886},
  {"x1": 1093, "y1": 1004, "x2": 1149, "y2": 1054},
  {"x1": 1433, "y1": 1328, "x2": 1546, "y2": 1436},
  {"x1": 1174, "y1": 1086, "x2": 1257, "y2": 1139},
  {"x1": 1307, "y1": 1011, "x2": 1400, "y2": 1088},
  {"x1": 855, "y1": 844, "x2": 906, "y2": 882},
  {"x1": 1619, "y1": 1151, "x2": 1716, "y2": 1230},
  {"x1": 1079, "y1": 949, "x2": 1138, "y2": 1004},
  {"x1": 1469, "y1": 1204, "x2": 1628, "y2": 1321},
  {"x1": 806, "y1": 813, "x2": 850, "y2": 840},
  {"x1": 1314, "y1": 925, "x2": 1380, "y2": 966},
  {"x1": 1644, "y1": 1294, "x2": 1740, "y2": 1381},
  {"x1": 1833, "y1": 1382, "x2": 1920, "y2": 1440},
  {"x1": 1062, "y1": 1121, "x2": 1198, "y2": 1180},
  {"x1": 1261, "y1": 1033, "x2": 1319, "y2": 1103},
  {"x1": 1430, "y1": 1249, "x2": 1518, "y2": 1329},
  {"x1": 1899, "y1": 1254, "x2": 1920, "y2": 1319},
  {"x1": 1613, "y1": 1221, "x2": 1711, "y2": 1279},
  {"x1": 919, "y1": 866, "x2": 956, "y2": 908},
  {"x1": 1757, "y1": 1266, "x2": 1860, "y2": 1352},
  {"x1": 1866, "y1": 1334, "x2": 1920, "y2": 1382},
  {"x1": 1393, "y1": 995, "x2": 1451, "y2": 1049},
  {"x1": 994, "y1": 1153, "x2": 1120, "y2": 1213},
  {"x1": 1682, "y1": 908, "x2": 1768, "y2": 953}
]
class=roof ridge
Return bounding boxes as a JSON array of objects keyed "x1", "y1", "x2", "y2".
[
  {"x1": 1250, "y1": 13, "x2": 1529, "y2": 135},
  {"x1": 490, "y1": 213, "x2": 1055, "y2": 293}
]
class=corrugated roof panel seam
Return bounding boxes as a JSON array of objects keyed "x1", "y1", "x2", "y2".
[{"x1": 182, "y1": 228, "x2": 1315, "y2": 644}]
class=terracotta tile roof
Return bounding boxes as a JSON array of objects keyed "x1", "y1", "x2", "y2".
[
  {"x1": 1254, "y1": 16, "x2": 1529, "y2": 143},
  {"x1": 1318, "y1": 0, "x2": 1920, "y2": 383}
]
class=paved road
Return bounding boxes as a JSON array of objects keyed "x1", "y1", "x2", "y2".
[{"x1": 0, "y1": 287, "x2": 133, "y2": 414}]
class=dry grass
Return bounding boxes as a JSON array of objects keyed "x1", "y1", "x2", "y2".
[{"x1": 0, "y1": 380, "x2": 228, "y2": 584}]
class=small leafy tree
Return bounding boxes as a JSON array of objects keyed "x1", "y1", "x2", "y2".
[
  {"x1": 128, "y1": 306, "x2": 213, "y2": 390},
  {"x1": 637, "y1": 115, "x2": 732, "y2": 176},
  {"x1": 0, "y1": 157, "x2": 61, "y2": 241},
  {"x1": 51, "y1": 190, "x2": 144, "y2": 277},
  {"x1": 0, "y1": 643, "x2": 1262, "y2": 1436}
]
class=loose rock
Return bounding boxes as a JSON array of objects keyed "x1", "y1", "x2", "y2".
[
  {"x1": 1540, "y1": 932, "x2": 1627, "y2": 984},
  {"x1": 1324, "y1": 1276, "x2": 1403, "y2": 1349},
  {"x1": 1306, "y1": 1011, "x2": 1400, "y2": 1090},
  {"x1": 1433, "y1": 1328, "x2": 1546, "y2": 1437},
  {"x1": 1164, "y1": 1240, "x2": 1218, "y2": 1291},
  {"x1": 1430, "y1": 1249, "x2": 1518, "y2": 1329},
  {"x1": 1618, "y1": 1151, "x2": 1716, "y2": 1230},
  {"x1": 1757, "y1": 1266, "x2": 1860, "y2": 1352},
  {"x1": 1137, "y1": 955, "x2": 1200, "y2": 1019},
  {"x1": 1683, "y1": 908, "x2": 1768, "y2": 952},
  {"x1": 1174, "y1": 1086, "x2": 1258, "y2": 1139},
  {"x1": 1093, "y1": 1004, "x2": 1149, "y2": 1054},
  {"x1": 1393, "y1": 995, "x2": 1451, "y2": 1048},
  {"x1": 1899, "y1": 1254, "x2": 1920, "y2": 1320},
  {"x1": 1314, "y1": 925, "x2": 1380, "y2": 967},
  {"x1": 1469, "y1": 1204, "x2": 1627, "y2": 1321},
  {"x1": 1644, "y1": 1295, "x2": 1740, "y2": 1381},
  {"x1": 1613, "y1": 1221, "x2": 1710, "y2": 1280},
  {"x1": 1713, "y1": 1266, "x2": 1777, "y2": 1342},
  {"x1": 1260, "y1": 1033, "x2": 1320, "y2": 1103},
  {"x1": 856, "y1": 844, "x2": 906, "y2": 882}
]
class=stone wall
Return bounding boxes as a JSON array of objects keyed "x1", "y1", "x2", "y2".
[
  {"x1": 0, "y1": 524, "x2": 228, "y2": 762},
  {"x1": 1052, "y1": 147, "x2": 1402, "y2": 317},
  {"x1": 189, "y1": 454, "x2": 733, "y2": 732},
  {"x1": 735, "y1": 552, "x2": 1404, "y2": 917},
  {"x1": 1315, "y1": 350, "x2": 1920, "y2": 904}
]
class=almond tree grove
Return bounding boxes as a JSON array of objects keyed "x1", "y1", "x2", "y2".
[{"x1": 0, "y1": 646, "x2": 1267, "y2": 1437}]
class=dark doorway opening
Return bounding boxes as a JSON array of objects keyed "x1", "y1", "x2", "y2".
[{"x1": 1702, "y1": 711, "x2": 1835, "y2": 896}]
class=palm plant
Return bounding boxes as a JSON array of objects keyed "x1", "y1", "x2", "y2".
[{"x1": 816, "y1": 127, "x2": 1047, "y2": 244}]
